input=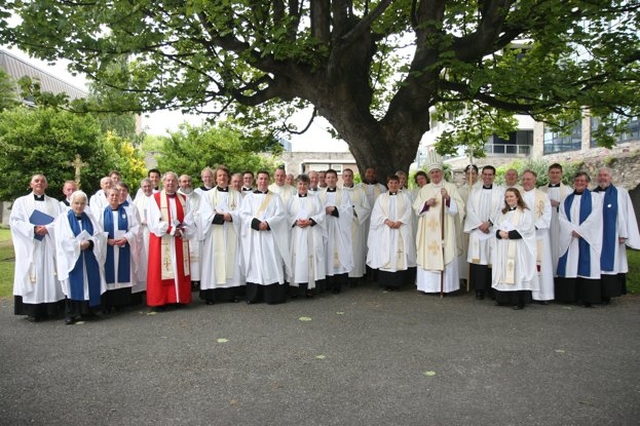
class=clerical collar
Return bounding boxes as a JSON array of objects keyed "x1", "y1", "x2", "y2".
[
  {"x1": 548, "y1": 183, "x2": 560, "y2": 188},
  {"x1": 75, "y1": 214, "x2": 83, "y2": 220},
  {"x1": 34, "y1": 194, "x2": 45, "y2": 201},
  {"x1": 298, "y1": 193, "x2": 308, "y2": 197},
  {"x1": 326, "y1": 187, "x2": 337, "y2": 192},
  {"x1": 216, "y1": 186, "x2": 229, "y2": 192},
  {"x1": 242, "y1": 187, "x2": 253, "y2": 191},
  {"x1": 343, "y1": 184, "x2": 354, "y2": 189},
  {"x1": 574, "y1": 190, "x2": 584, "y2": 195},
  {"x1": 509, "y1": 206, "x2": 517, "y2": 211},
  {"x1": 389, "y1": 192, "x2": 397, "y2": 196},
  {"x1": 309, "y1": 187, "x2": 318, "y2": 191},
  {"x1": 483, "y1": 185, "x2": 492, "y2": 190},
  {"x1": 594, "y1": 186, "x2": 608, "y2": 192},
  {"x1": 253, "y1": 189, "x2": 268, "y2": 194},
  {"x1": 200, "y1": 186, "x2": 212, "y2": 191}
]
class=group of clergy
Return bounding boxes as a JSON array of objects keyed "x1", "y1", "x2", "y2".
[
  {"x1": 11, "y1": 157, "x2": 640, "y2": 324},
  {"x1": 433, "y1": 161, "x2": 640, "y2": 309}
]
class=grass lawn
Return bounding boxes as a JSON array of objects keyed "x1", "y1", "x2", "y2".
[
  {"x1": 626, "y1": 249, "x2": 640, "y2": 294},
  {"x1": 0, "y1": 228, "x2": 15, "y2": 298}
]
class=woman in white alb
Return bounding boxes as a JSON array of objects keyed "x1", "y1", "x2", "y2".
[{"x1": 492, "y1": 188, "x2": 537, "y2": 310}]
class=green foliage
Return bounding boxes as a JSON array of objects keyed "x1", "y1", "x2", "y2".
[
  {"x1": 627, "y1": 249, "x2": 640, "y2": 295},
  {"x1": 0, "y1": 106, "x2": 146, "y2": 200},
  {"x1": 1, "y1": 0, "x2": 638, "y2": 174},
  {"x1": 0, "y1": 105, "x2": 106, "y2": 200},
  {"x1": 0, "y1": 228, "x2": 14, "y2": 299},
  {"x1": 434, "y1": 102, "x2": 518, "y2": 159},
  {"x1": 493, "y1": 159, "x2": 583, "y2": 187},
  {"x1": 156, "y1": 122, "x2": 280, "y2": 186},
  {"x1": 101, "y1": 131, "x2": 147, "y2": 191},
  {"x1": 17, "y1": 76, "x2": 70, "y2": 109},
  {"x1": 0, "y1": 68, "x2": 19, "y2": 112},
  {"x1": 140, "y1": 134, "x2": 166, "y2": 154}
]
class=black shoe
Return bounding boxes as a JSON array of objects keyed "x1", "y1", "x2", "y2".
[
  {"x1": 64, "y1": 317, "x2": 76, "y2": 325},
  {"x1": 231, "y1": 297, "x2": 240, "y2": 303},
  {"x1": 26, "y1": 315, "x2": 41, "y2": 323},
  {"x1": 475, "y1": 291, "x2": 485, "y2": 300},
  {"x1": 512, "y1": 305, "x2": 524, "y2": 310},
  {"x1": 205, "y1": 299, "x2": 214, "y2": 305},
  {"x1": 81, "y1": 312, "x2": 98, "y2": 320},
  {"x1": 332, "y1": 288, "x2": 341, "y2": 294},
  {"x1": 305, "y1": 291, "x2": 314, "y2": 298},
  {"x1": 536, "y1": 300, "x2": 549, "y2": 305}
]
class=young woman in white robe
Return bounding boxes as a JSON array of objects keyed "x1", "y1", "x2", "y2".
[{"x1": 492, "y1": 188, "x2": 537, "y2": 310}]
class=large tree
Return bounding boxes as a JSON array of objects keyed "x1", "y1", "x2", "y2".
[{"x1": 1, "y1": 1, "x2": 638, "y2": 177}]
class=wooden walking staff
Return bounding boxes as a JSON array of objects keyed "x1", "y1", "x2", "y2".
[
  {"x1": 466, "y1": 157, "x2": 474, "y2": 293},
  {"x1": 440, "y1": 189, "x2": 446, "y2": 298}
]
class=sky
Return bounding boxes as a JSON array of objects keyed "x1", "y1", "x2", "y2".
[{"x1": 4, "y1": 46, "x2": 349, "y2": 153}]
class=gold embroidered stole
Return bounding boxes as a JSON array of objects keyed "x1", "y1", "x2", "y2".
[
  {"x1": 533, "y1": 190, "x2": 545, "y2": 270},
  {"x1": 210, "y1": 189, "x2": 237, "y2": 280},
  {"x1": 379, "y1": 193, "x2": 405, "y2": 269},
  {"x1": 159, "y1": 191, "x2": 190, "y2": 280},
  {"x1": 321, "y1": 189, "x2": 344, "y2": 268},
  {"x1": 417, "y1": 185, "x2": 445, "y2": 271},
  {"x1": 505, "y1": 209, "x2": 522, "y2": 285},
  {"x1": 254, "y1": 192, "x2": 273, "y2": 220}
]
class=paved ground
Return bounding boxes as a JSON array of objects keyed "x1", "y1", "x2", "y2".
[{"x1": 1, "y1": 285, "x2": 639, "y2": 426}]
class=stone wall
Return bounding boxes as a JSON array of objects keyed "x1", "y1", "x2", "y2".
[{"x1": 448, "y1": 140, "x2": 640, "y2": 191}]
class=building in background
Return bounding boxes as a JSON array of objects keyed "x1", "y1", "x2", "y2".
[{"x1": 0, "y1": 49, "x2": 88, "y2": 103}]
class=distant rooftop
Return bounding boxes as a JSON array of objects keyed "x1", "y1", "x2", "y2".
[{"x1": 0, "y1": 49, "x2": 88, "y2": 101}]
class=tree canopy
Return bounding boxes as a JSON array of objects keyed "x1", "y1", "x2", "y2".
[
  {"x1": 2, "y1": 1, "x2": 638, "y2": 177},
  {"x1": 156, "y1": 122, "x2": 280, "y2": 186},
  {"x1": 0, "y1": 104, "x2": 147, "y2": 201}
]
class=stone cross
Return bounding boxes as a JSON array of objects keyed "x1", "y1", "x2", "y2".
[{"x1": 69, "y1": 154, "x2": 88, "y2": 185}]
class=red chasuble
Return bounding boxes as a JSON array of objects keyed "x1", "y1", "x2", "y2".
[{"x1": 147, "y1": 192, "x2": 192, "y2": 306}]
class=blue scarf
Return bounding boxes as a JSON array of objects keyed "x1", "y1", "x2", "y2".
[
  {"x1": 557, "y1": 190, "x2": 592, "y2": 277},
  {"x1": 594, "y1": 185, "x2": 618, "y2": 271},
  {"x1": 103, "y1": 206, "x2": 131, "y2": 284},
  {"x1": 67, "y1": 210, "x2": 102, "y2": 307}
]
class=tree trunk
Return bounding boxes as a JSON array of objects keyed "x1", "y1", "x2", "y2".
[{"x1": 319, "y1": 102, "x2": 428, "y2": 180}]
